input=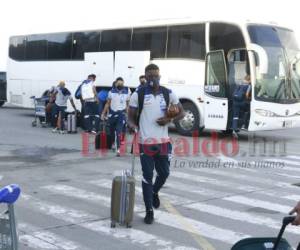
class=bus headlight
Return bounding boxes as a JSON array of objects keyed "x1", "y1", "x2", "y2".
[{"x1": 255, "y1": 109, "x2": 279, "y2": 117}]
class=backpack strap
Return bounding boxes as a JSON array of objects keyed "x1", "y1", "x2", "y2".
[
  {"x1": 137, "y1": 87, "x2": 146, "y2": 125},
  {"x1": 160, "y1": 86, "x2": 170, "y2": 108}
]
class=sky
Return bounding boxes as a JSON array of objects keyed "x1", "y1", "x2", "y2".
[{"x1": 0, "y1": 0, "x2": 299, "y2": 71}]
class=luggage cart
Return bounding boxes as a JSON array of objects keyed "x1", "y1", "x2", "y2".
[
  {"x1": 231, "y1": 216, "x2": 296, "y2": 250},
  {"x1": 0, "y1": 184, "x2": 21, "y2": 250},
  {"x1": 31, "y1": 96, "x2": 49, "y2": 127}
]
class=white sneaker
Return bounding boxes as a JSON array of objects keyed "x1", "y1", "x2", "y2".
[
  {"x1": 116, "y1": 149, "x2": 120, "y2": 157},
  {"x1": 232, "y1": 130, "x2": 239, "y2": 139},
  {"x1": 59, "y1": 130, "x2": 66, "y2": 134},
  {"x1": 52, "y1": 128, "x2": 58, "y2": 133}
]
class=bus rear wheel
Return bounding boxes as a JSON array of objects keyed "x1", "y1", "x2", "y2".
[
  {"x1": 174, "y1": 102, "x2": 200, "y2": 136},
  {"x1": 0, "y1": 101, "x2": 5, "y2": 107}
]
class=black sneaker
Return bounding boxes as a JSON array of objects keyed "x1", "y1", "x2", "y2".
[
  {"x1": 153, "y1": 193, "x2": 160, "y2": 209},
  {"x1": 144, "y1": 209, "x2": 154, "y2": 224}
]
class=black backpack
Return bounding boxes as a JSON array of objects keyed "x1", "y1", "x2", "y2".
[{"x1": 136, "y1": 86, "x2": 170, "y2": 124}]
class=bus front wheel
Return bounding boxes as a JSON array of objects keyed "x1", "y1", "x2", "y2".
[
  {"x1": 174, "y1": 102, "x2": 200, "y2": 136},
  {"x1": 0, "y1": 101, "x2": 5, "y2": 107}
]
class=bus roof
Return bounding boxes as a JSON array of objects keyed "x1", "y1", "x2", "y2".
[{"x1": 10, "y1": 17, "x2": 293, "y2": 37}]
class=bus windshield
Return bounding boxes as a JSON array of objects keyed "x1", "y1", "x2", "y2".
[{"x1": 248, "y1": 25, "x2": 300, "y2": 103}]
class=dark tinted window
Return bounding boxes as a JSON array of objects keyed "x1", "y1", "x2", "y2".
[
  {"x1": 0, "y1": 72, "x2": 6, "y2": 81},
  {"x1": 9, "y1": 36, "x2": 26, "y2": 60},
  {"x1": 210, "y1": 23, "x2": 245, "y2": 55},
  {"x1": 132, "y1": 27, "x2": 167, "y2": 58},
  {"x1": 248, "y1": 25, "x2": 299, "y2": 50},
  {"x1": 100, "y1": 29, "x2": 131, "y2": 51},
  {"x1": 167, "y1": 24, "x2": 206, "y2": 59},
  {"x1": 25, "y1": 35, "x2": 48, "y2": 60},
  {"x1": 72, "y1": 32, "x2": 100, "y2": 60},
  {"x1": 205, "y1": 51, "x2": 227, "y2": 98},
  {"x1": 47, "y1": 33, "x2": 72, "y2": 60}
]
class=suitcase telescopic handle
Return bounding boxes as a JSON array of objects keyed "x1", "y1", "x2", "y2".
[
  {"x1": 282, "y1": 215, "x2": 296, "y2": 226},
  {"x1": 131, "y1": 132, "x2": 138, "y2": 176},
  {"x1": 273, "y1": 216, "x2": 296, "y2": 250}
]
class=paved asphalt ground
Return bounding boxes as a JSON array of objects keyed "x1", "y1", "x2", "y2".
[{"x1": 1, "y1": 105, "x2": 300, "y2": 250}]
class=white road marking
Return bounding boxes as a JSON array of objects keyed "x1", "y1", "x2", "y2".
[
  {"x1": 189, "y1": 167, "x2": 295, "y2": 189},
  {"x1": 91, "y1": 179, "x2": 300, "y2": 235},
  {"x1": 20, "y1": 193, "x2": 199, "y2": 250},
  {"x1": 19, "y1": 223, "x2": 86, "y2": 250},
  {"x1": 223, "y1": 196, "x2": 293, "y2": 214},
  {"x1": 283, "y1": 195, "x2": 300, "y2": 202},
  {"x1": 171, "y1": 171, "x2": 258, "y2": 192},
  {"x1": 185, "y1": 203, "x2": 300, "y2": 235},
  {"x1": 286, "y1": 155, "x2": 300, "y2": 161},
  {"x1": 40, "y1": 185, "x2": 250, "y2": 244}
]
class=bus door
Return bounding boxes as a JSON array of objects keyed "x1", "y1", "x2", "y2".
[
  {"x1": 227, "y1": 49, "x2": 251, "y2": 130},
  {"x1": 204, "y1": 50, "x2": 229, "y2": 130}
]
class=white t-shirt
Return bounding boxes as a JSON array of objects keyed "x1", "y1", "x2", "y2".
[
  {"x1": 54, "y1": 87, "x2": 72, "y2": 107},
  {"x1": 81, "y1": 81, "x2": 95, "y2": 101},
  {"x1": 108, "y1": 87, "x2": 131, "y2": 112},
  {"x1": 129, "y1": 86, "x2": 179, "y2": 145}
]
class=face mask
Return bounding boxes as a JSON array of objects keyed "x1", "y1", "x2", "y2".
[
  {"x1": 148, "y1": 78, "x2": 160, "y2": 87},
  {"x1": 116, "y1": 85, "x2": 123, "y2": 90}
]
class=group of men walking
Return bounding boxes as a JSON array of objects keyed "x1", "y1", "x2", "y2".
[{"x1": 46, "y1": 64, "x2": 185, "y2": 224}]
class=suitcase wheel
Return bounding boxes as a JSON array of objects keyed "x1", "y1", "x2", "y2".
[
  {"x1": 32, "y1": 121, "x2": 37, "y2": 127},
  {"x1": 111, "y1": 222, "x2": 116, "y2": 228},
  {"x1": 126, "y1": 223, "x2": 132, "y2": 228}
]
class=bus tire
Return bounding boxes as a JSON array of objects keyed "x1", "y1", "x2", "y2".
[
  {"x1": 174, "y1": 102, "x2": 200, "y2": 136},
  {"x1": 0, "y1": 101, "x2": 5, "y2": 107}
]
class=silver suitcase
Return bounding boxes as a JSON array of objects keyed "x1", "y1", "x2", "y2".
[{"x1": 67, "y1": 113, "x2": 77, "y2": 133}]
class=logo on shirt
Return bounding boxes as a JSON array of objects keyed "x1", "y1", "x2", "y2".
[{"x1": 159, "y1": 94, "x2": 167, "y2": 111}]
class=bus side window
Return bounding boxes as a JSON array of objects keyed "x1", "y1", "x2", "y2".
[
  {"x1": 9, "y1": 36, "x2": 26, "y2": 61},
  {"x1": 25, "y1": 35, "x2": 48, "y2": 61},
  {"x1": 72, "y1": 32, "x2": 101, "y2": 60},
  {"x1": 47, "y1": 33, "x2": 72, "y2": 60},
  {"x1": 131, "y1": 27, "x2": 167, "y2": 59},
  {"x1": 167, "y1": 24, "x2": 206, "y2": 60},
  {"x1": 100, "y1": 29, "x2": 132, "y2": 52}
]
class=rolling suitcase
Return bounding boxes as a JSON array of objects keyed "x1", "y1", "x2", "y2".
[
  {"x1": 67, "y1": 113, "x2": 77, "y2": 133},
  {"x1": 110, "y1": 135, "x2": 137, "y2": 228},
  {"x1": 95, "y1": 121, "x2": 112, "y2": 150},
  {"x1": 231, "y1": 216, "x2": 296, "y2": 250}
]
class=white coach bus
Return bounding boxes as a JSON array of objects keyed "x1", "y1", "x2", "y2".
[{"x1": 6, "y1": 19, "x2": 300, "y2": 135}]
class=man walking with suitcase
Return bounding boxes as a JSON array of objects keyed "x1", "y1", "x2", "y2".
[
  {"x1": 101, "y1": 77, "x2": 131, "y2": 156},
  {"x1": 128, "y1": 64, "x2": 184, "y2": 224}
]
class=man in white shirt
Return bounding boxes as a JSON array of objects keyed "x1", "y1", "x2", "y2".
[
  {"x1": 101, "y1": 77, "x2": 131, "y2": 156},
  {"x1": 128, "y1": 64, "x2": 184, "y2": 224},
  {"x1": 81, "y1": 74, "x2": 99, "y2": 133},
  {"x1": 51, "y1": 81, "x2": 76, "y2": 134}
]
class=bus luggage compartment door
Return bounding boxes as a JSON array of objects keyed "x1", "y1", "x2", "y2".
[{"x1": 114, "y1": 51, "x2": 150, "y2": 88}]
